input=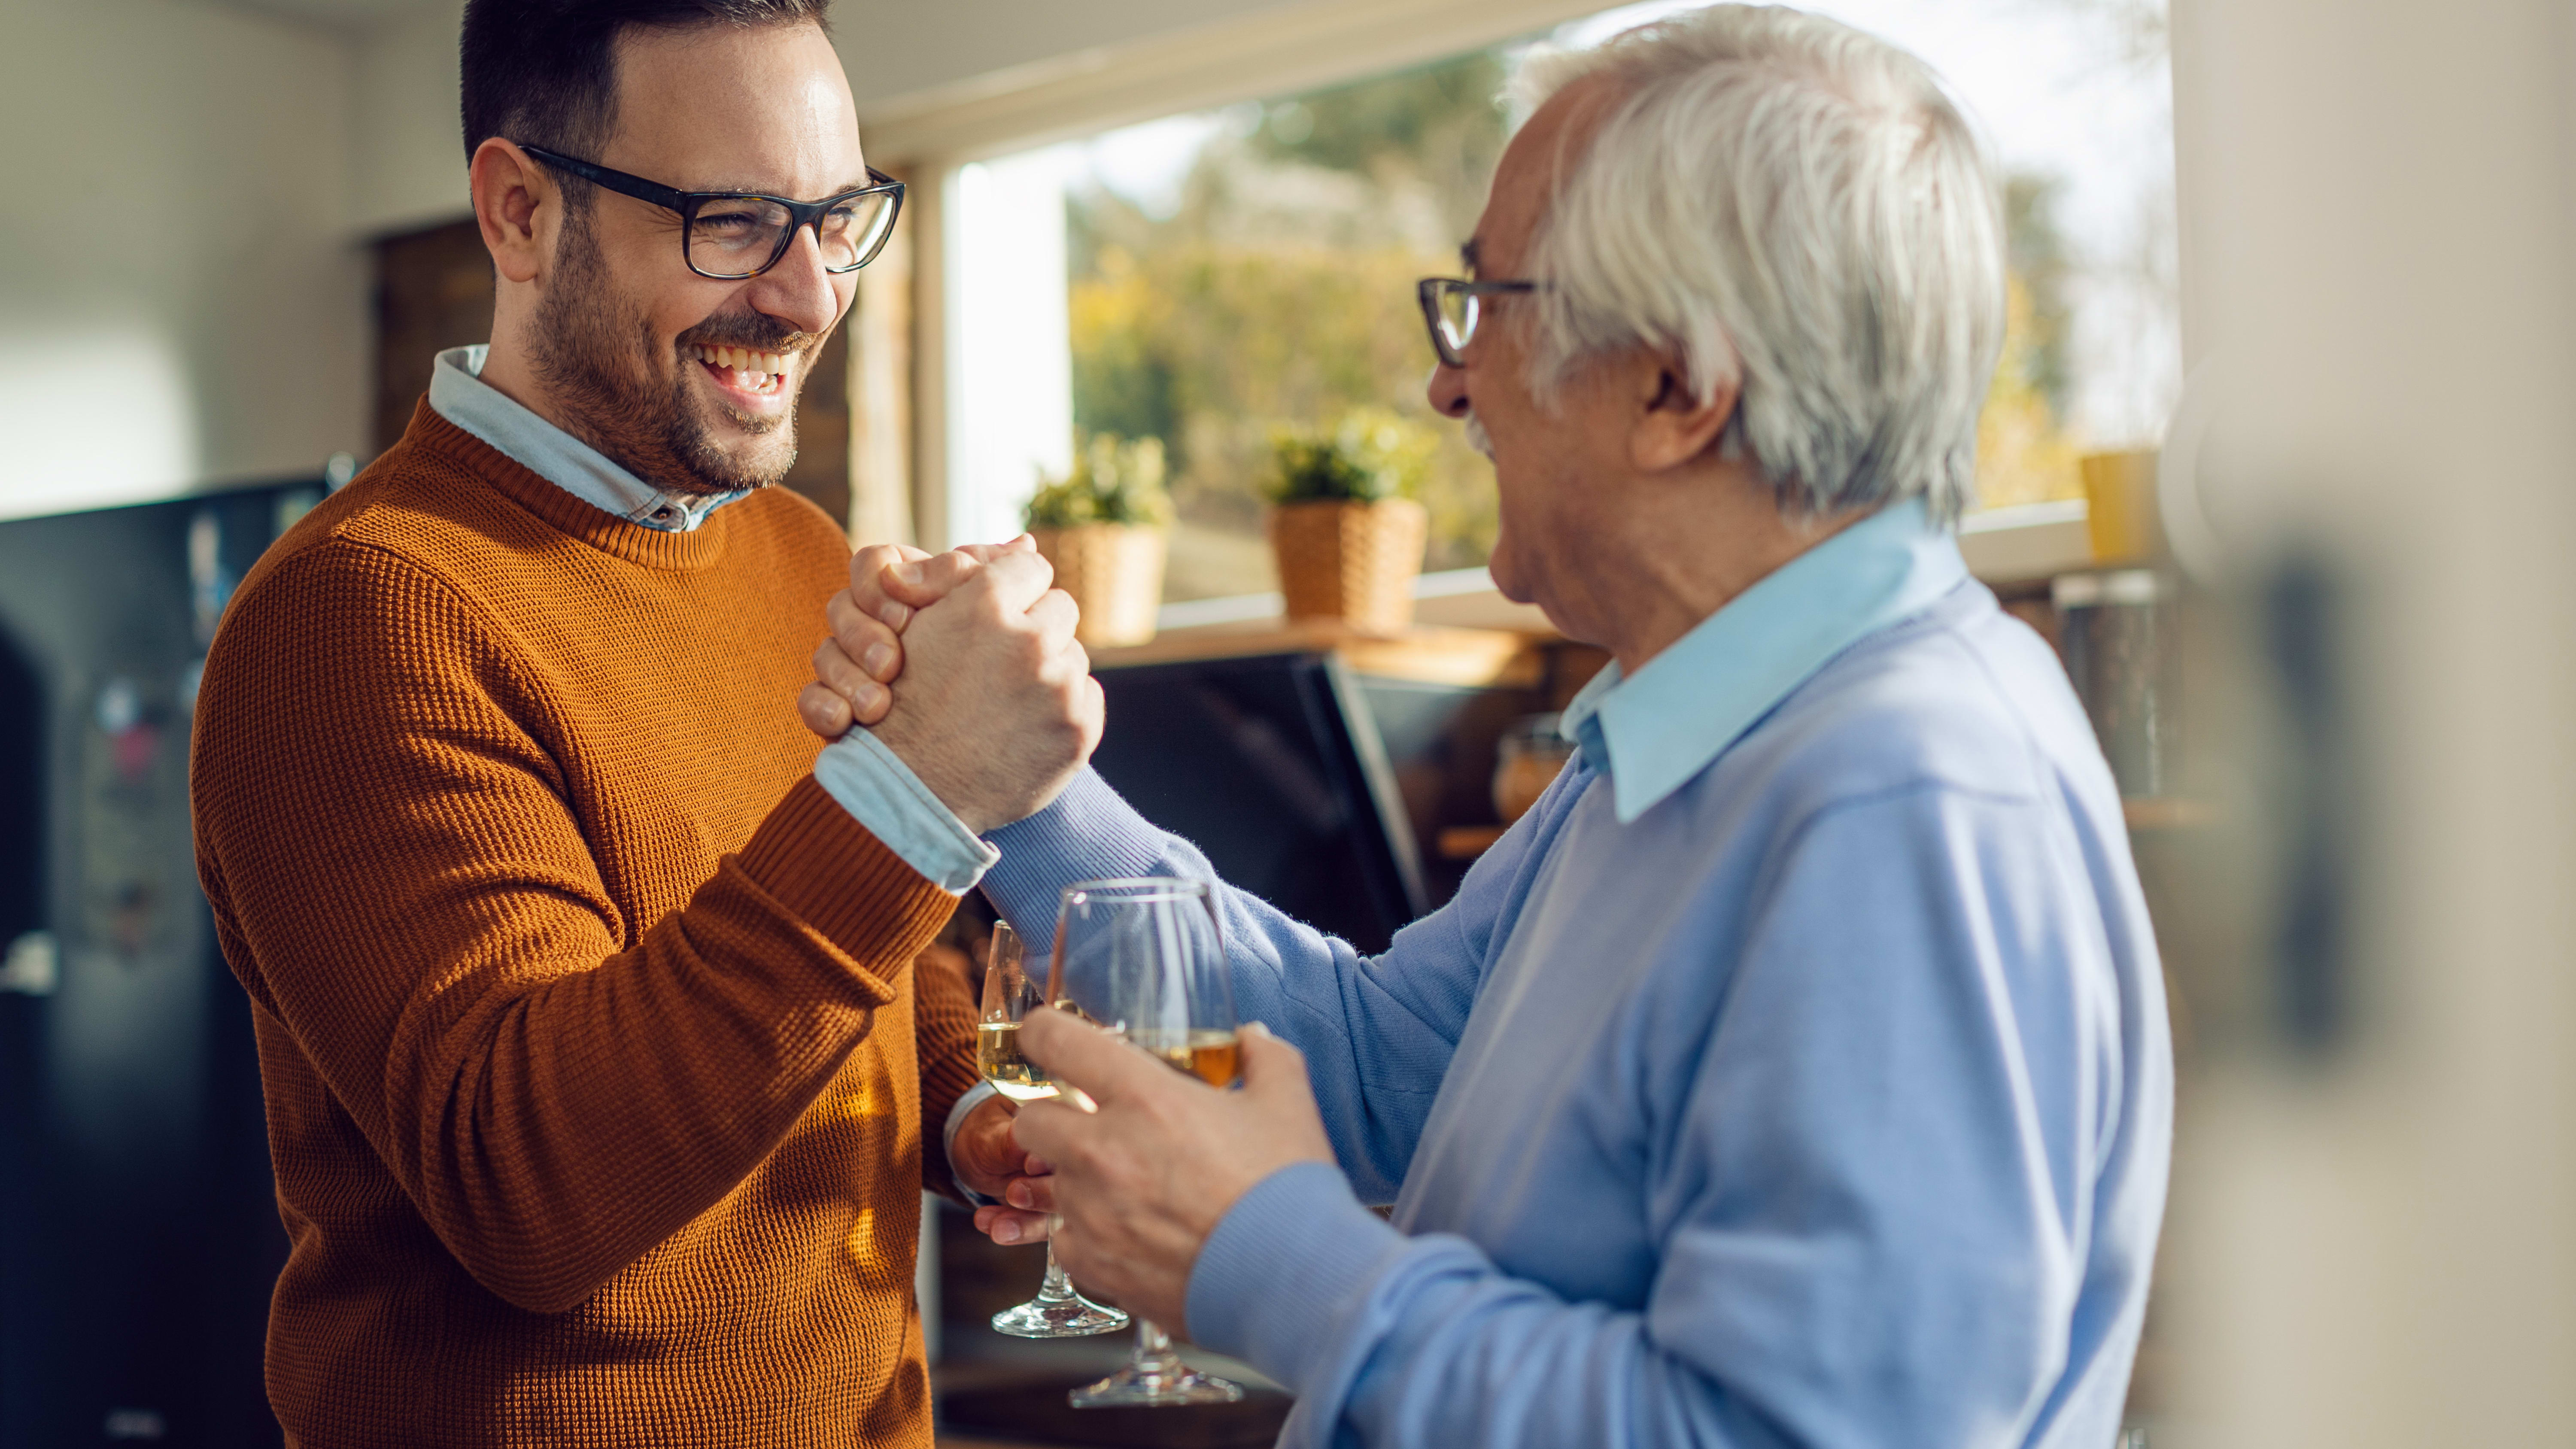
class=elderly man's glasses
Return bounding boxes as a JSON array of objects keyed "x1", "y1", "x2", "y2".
[
  {"x1": 1417, "y1": 277, "x2": 1538, "y2": 368},
  {"x1": 520, "y1": 144, "x2": 905, "y2": 281}
]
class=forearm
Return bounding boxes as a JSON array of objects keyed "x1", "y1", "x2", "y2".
[
  {"x1": 912, "y1": 936, "x2": 987, "y2": 1202},
  {"x1": 236, "y1": 778, "x2": 955, "y2": 1312},
  {"x1": 1188, "y1": 1166, "x2": 1763, "y2": 1449}
]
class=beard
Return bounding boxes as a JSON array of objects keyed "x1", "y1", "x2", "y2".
[{"x1": 528, "y1": 207, "x2": 815, "y2": 497}]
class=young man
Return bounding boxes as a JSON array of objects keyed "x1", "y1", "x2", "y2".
[
  {"x1": 808, "y1": 8, "x2": 2174, "y2": 1446},
  {"x1": 189, "y1": 3, "x2": 1091, "y2": 1444}
]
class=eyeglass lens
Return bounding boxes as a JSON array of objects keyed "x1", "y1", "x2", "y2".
[
  {"x1": 686, "y1": 191, "x2": 899, "y2": 278},
  {"x1": 1436, "y1": 285, "x2": 1481, "y2": 354}
]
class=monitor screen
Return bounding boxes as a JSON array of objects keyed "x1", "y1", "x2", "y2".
[{"x1": 1089, "y1": 651, "x2": 1425, "y2": 955}]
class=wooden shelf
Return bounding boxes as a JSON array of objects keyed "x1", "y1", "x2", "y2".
[
  {"x1": 1436, "y1": 824, "x2": 1509, "y2": 860},
  {"x1": 1089, "y1": 620, "x2": 1547, "y2": 689},
  {"x1": 2122, "y1": 797, "x2": 2218, "y2": 831}
]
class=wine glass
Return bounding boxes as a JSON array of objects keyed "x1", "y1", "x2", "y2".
[
  {"x1": 1048, "y1": 877, "x2": 1245, "y2": 1409},
  {"x1": 977, "y1": 920, "x2": 1128, "y2": 1339}
]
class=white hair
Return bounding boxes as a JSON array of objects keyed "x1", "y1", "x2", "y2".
[{"x1": 1513, "y1": 5, "x2": 2005, "y2": 520}]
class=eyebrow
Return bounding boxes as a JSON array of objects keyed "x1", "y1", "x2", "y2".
[{"x1": 1461, "y1": 238, "x2": 1483, "y2": 276}]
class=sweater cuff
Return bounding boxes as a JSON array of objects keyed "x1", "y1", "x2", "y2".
[
  {"x1": 1186, "y1": 1160, "x2": 1410, "y2": 1394},
  {"x1": 737, "y1": 775, "x2": 959, "y2": 966},
  {"x1": 980, "y1": 769, "x2": 1175, "y2": 936}
]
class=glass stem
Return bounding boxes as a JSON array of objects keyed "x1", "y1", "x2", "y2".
[
  {"x1": 1135, "y1": 1318, "x2": 1179, "y2": 1365},
  {"x1": 1036, "y1": 1241, "x2": 1076, "y2": 1301}
]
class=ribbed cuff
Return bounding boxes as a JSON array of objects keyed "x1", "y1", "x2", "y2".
[
  {"x1": 1186, "y1": 1160, "x2": 1408, "y2": 1393},
  {"x1": 737, "y1": 775, "x2": 958, "y2": 970},
  {"x1": 980, "y1": 769, "x2": 1176, "y2": 936}
]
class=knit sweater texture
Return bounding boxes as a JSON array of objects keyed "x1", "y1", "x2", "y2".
[{"x1": 190, "y1": 401, "x2": 978, "y2": 1448}]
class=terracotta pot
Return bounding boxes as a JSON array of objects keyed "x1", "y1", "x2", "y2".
[
  {"x1": 1267, "y1": 498, "x2": 1428, "y2": 635},
  {"x1": 1030, "y1": 523, "x2": 1165, "y2": 647}
]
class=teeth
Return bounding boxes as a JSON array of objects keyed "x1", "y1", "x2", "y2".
[{"x1": 687, "y1": 342, "x2": 789, "y2": 382}]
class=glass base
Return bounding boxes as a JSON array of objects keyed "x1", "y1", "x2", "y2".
[
  {"x1": 1069, "y1": 1357, "x2": 1244, "y2": 1408},
  {"x1": 990, "y1": 1291, "x2": 1129, "y2": 1339}
]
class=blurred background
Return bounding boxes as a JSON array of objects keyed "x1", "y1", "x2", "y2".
[{"x1": 3, "y1": 0, "x2": 2572, "y2": 1443}]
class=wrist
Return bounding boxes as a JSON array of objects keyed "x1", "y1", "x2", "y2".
[{"x1": 868, "y1": 724, "x2": 1000, "y2": 836}]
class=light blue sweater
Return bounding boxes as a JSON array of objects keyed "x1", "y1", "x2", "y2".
[{"x1": 982, "y1": 514, "x2": 2171, "y2": 1448}]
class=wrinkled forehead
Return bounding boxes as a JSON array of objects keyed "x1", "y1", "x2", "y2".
[{"x1": 602, "y1": 20, "x2": 866, "y2": 198}]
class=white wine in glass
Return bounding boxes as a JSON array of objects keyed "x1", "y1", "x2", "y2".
[
  {"x1": 978, "y1": 919, "x2": 1128, "y2": 1340},
  {"x1": 1049, "y1": 877, "x2": 1245, "y2": 1409}
]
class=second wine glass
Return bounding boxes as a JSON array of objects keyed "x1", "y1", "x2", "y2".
[
  {"x1": 1048, "y1": 877, "x2": 1245, "y2": 1409},
  {"x1": 977, "y1": 919, "x2": 1128, "y2": 1339}
]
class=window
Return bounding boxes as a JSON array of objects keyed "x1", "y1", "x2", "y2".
[{"x1": 939, "y1": 0, "x2": 2178, "y2": 604}]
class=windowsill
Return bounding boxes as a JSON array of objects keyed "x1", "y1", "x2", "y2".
[{"x1": 1149, "y1": 498, "x2": 2096, "y2": 641}]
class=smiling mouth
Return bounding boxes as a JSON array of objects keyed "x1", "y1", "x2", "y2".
[{"x1": 685, "y1": 342, "x2": 791, "y2": 397}]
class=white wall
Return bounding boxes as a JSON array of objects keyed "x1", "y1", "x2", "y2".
[
  {"x1": 0, "y1": 0, "x2": 367, "y2": 520},
  {"x1": 349, "y1": 0, "x2": 468, "y2": 237}
]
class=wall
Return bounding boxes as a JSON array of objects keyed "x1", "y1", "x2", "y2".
[
  {"x1": 343, "y1": 0, "x2": 1309, "y2": 240},
  {"x1": 349, "y1": 0, "x2": 469, "y2": 237},
  {"x1": 0, "y1": 0, "x2": 367, "y2": 522}
]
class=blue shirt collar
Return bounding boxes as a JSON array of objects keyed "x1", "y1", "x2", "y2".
[
  {"x1": 1559, "y1": 498, "x2": 1969, "y2": 823},
  {"x1": 426, "y1": 345, "x2": 746, "y2": 533}
]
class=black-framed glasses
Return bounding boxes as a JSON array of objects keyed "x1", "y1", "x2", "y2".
[
  {"x1": 1417, "y1": 276, "x2": 1539, "y2": 368},
  {"x1": 520, "y1": 143, "x2": 905, "y2": 281}
]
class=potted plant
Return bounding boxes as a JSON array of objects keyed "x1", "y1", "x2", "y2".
[
  {"x1": 1025, "y1": 434, "x2": 1172, "y2": 647},
  {"x1": 1266, "y1": 409, "x2": 1433, "y2": 635}
]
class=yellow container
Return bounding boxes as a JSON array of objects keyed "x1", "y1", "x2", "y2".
[{"x1": 2080, "y1": 449, "x2": 2163, "y2": 565}]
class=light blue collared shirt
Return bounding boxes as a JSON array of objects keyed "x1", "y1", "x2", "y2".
[
  {"x1": 429, "y1": 346, "x2": 746, "y2": 532},
  {"x1": 423, "y1": 345, "x2": 999, "y2": 899},
  {"x1": 1558, "y1": 498, "x2": 1968, "y2": 821},
  {"x1": 981, "y1": 500, "x2": 2172, "y2": 1449}
]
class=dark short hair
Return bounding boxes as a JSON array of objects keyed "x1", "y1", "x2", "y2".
[{"x1": 460, "y1": 0, "x2": 833, "y2": 164}]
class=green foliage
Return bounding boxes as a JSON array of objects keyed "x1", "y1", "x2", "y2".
[
  {"x1": 1063, "y1": 45, "x2": 1513, "y2": 595},
  {"x1": 1247, "y1": 52, "x2": 1509, "y2": 241},
  {"x1": 1024, "y1": 434, "x2": 1174, "y2": 530},
  {"x1": 1267, "y1": 409, "x2": 1437, "y2": 504},
  {"x1": 2003, "y1": 175, "x2": 2072, "y2": 417},
  {"x1": 1068, "y1": 237, "x2": 1495, "y2": 572}
]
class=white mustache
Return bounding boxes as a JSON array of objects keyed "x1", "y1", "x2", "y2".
[{"x1": 1464, "y1": 413, "x2": 1495, "y2": 460}]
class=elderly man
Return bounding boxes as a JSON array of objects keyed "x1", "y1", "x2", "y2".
[
  {"x1": 190, "y1": 1, "x2": 1085, "y2": 1444},
  {"x1": 808, "y1": 7, "x2": 2171, "y2": 1445}
]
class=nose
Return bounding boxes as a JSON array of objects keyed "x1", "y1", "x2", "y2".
[
  {"x1": 744, "y1": 225, "x2": 846, "y2": 337},
  {"x1": 1427, "y1": 360, "x2": 1471, "y2": 419}
]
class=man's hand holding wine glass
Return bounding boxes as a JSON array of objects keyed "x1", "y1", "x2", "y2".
[{"x1": 1009, "y1": 1012, "x2": 1335, "y2": 1335}]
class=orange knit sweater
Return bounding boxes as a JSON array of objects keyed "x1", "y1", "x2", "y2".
[{"x1": 190, "y1": 402, "x2": 980, "y2": 1448}]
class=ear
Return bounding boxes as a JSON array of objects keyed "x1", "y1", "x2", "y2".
[
  {"x1": 469, "y1": 138, "x2": 554, "y2": 286},
  {"x1": 1628, "y1": 351, "x2": 1738, "y2": 474}
]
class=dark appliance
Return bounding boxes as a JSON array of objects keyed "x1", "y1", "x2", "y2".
[{"x1": 1, "y1": 481, "x2": 325, "y2": 1446}]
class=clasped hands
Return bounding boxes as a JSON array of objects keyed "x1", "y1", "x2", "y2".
[{"x1": 799, "y1": 539, "x2": 1334, "y2": 1334}]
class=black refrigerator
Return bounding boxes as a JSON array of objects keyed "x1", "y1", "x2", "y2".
[{"x1": 0, "y1": 480, "x2": 325, "y2": 1446}]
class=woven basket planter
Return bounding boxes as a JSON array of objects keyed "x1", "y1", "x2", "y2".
[
  {"x1": 1031, "y1": 523, "x2": 1166, "y2": 647},
  {"x1": 1268, "y1": 498, "x2": 1428, "y2": 635}
]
